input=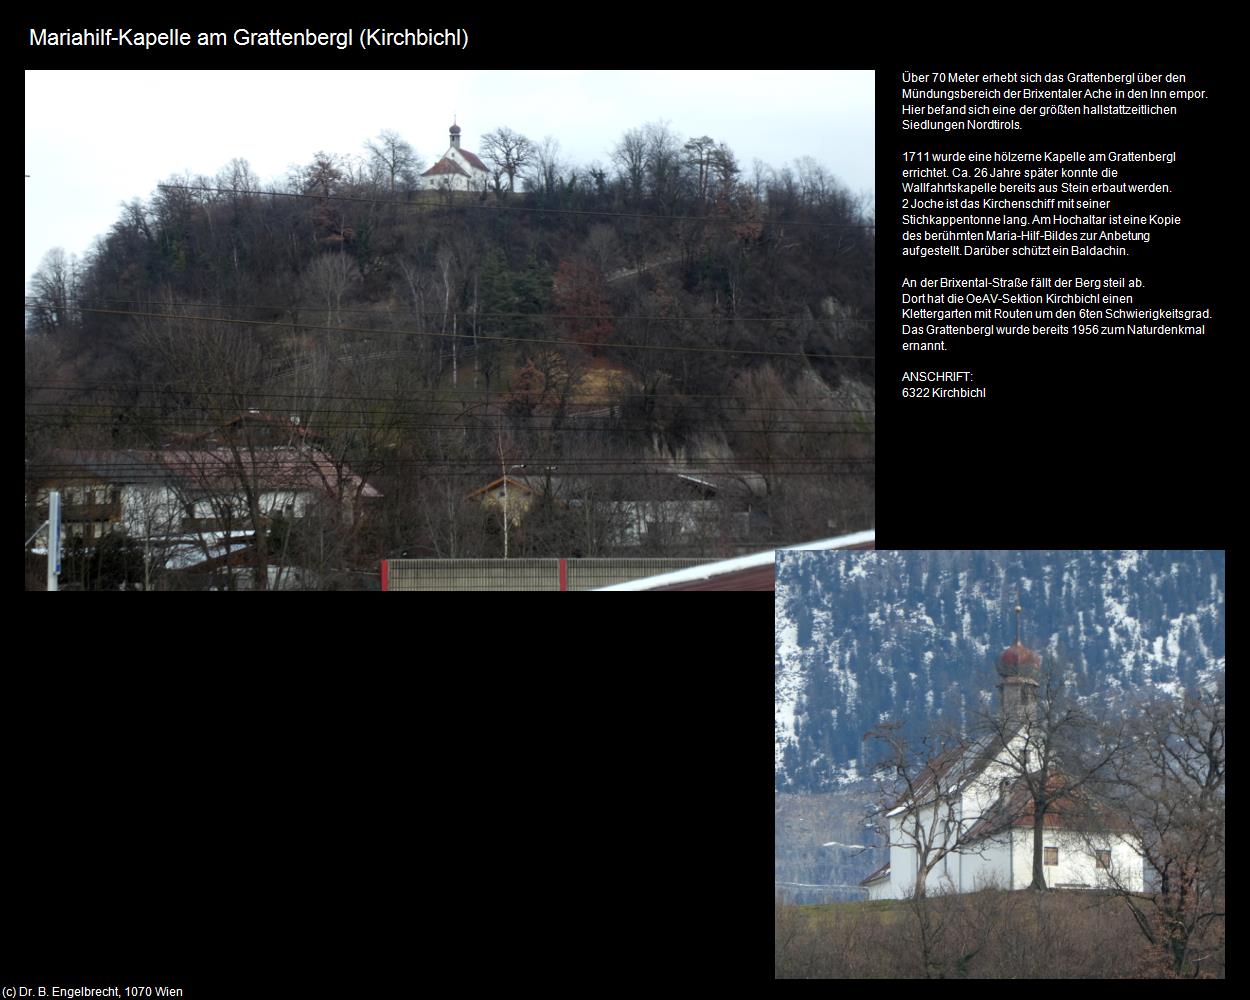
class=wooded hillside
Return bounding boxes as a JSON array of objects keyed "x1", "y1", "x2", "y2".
[{"x1": 26, "y1": 122, "x2": 874, "y2": 581}]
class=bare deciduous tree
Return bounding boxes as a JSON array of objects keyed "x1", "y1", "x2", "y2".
[
  {"x1": 298, "y1": 151, "x2": 345, "y2": 199},
  {"x1": 973, "y1": 655, "x2": 1134, "y2": 891},
  {"x1": 304, "y1": 251, "x2": 355, "y2": 327},
  {"x1": 526, "y1": 135, "x2": 564, "y2": 197},
  {"x1": 28, "y1": 248, "x2": 79, "y2": 335},
  {"x1": 137, "y1": 315, "x2": 275, "y2": 588},
  {"x1": 683, "y1": 135, "x2": 718, "y2": 202},
  {"x1": 480, "y1": 127, "x2": 533, "y2": 193},
  {"x1": 364, "y1": 129, "x2": 423, "y2": 191},
  {"x1": 1097, "y1": 690, "x2": 1225, "y2": 977},
  {"x1": 611, "y1": 127, "x2": 647, "y2": 202},
  {"x1": 865, "y1": 722, "x2": 983, "y2": 899},
  {"x1": 642, "y1": 120, "x2": 683, "y2": 208}
]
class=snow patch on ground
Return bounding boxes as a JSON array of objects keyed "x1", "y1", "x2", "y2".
[
  {"x1": 775, "y1": 596, "x2": 802, "y2": 769},
  {"x1": 1114, "y1": 550, "x2": 1141, "y2": 576},
  {"x1": 843, "y1": 557, "x2": 870, "y2": 580},
  {"x1": 836, "y1": 760, "x2": 861, "y2": 786}
]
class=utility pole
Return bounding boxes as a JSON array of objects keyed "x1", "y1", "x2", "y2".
[
  {"x1": 47, "y1": 490, "x2": 61, "y2": 591},
  {"x1": 25, "y1": 490, "x2": 61, "y2": 591},
  {"x1": 503, "y1": 464, "x2": 525, "y2": 559}
]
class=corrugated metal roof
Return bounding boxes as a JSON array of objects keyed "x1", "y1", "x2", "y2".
[
  {"x1": 595, "y1": 529, "x2": 875, "y2": 591},
  {"x1": 654, "y1": 564, "x2": 777, "y2": 591}
]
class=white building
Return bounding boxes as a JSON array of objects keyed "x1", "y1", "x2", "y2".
[
  {"x1": 33, "y1": 440, "x2": 381, "y2": 546},
  {"x1": 418, "y1": 121, "x2": 491, "y2": 193},
  {"x1": 861, "y1": 606, "x2": 1144, "y2": 899}
]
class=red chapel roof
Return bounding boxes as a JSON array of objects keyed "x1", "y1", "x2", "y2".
[{"x1": 422, "y1": 158, "x2": 470, "y2": 178}]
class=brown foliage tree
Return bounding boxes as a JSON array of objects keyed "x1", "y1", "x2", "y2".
[{"x1": 553, "y1": 259, "x2": 614, "y2": 355}]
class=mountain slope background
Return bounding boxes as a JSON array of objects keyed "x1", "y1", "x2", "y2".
[{"x1": 773, "y1": 549, "x2": 1225, "y2": 900}]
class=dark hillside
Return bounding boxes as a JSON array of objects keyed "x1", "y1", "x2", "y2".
[{"x1": 26, "y1": 128, "x2": 874, "y2": 575}]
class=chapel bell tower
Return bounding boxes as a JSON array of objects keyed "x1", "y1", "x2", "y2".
[{"x1": 997, "y1": 595, "x2": 1041, "y2": 720}]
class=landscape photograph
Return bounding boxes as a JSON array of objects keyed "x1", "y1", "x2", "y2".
[
  {"x1": 25, "y1": 69, "x2": 874, "y2": 590},
  {"x1": 775, "y1": 549, "x2": 1225, "y2": 978}
]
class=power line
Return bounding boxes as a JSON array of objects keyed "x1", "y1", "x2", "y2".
[
  {"x1": 27, "y1": 415, "x2": 874, "y2": 435},
  {"x1": 77, "y1": 307, "x2": 876, "y2": 361},
  {"x1": 25, "y1": 296, "x2": 875, "y2": 328},
  {"x1": 24, "y1": 420, "x2": 874, "y2": 439},
  {"x1": 27, "y1": 456, "x2": 873, "y2": 467},
  {"x1": 27, "y1": 461, "x2": 873, "y2": 480},
  {"x1": 26, "y1": 459, "x2": 873, "y2": 475},
  {"x1": 156, "y1": 183, "x2": 877, "y2": 229},
  {"x1": 27, "y1": 472, "x2": 863, "y2": 482},
  {"x1": 25, "y1": 399, "x2": 875, "y2": 425}
]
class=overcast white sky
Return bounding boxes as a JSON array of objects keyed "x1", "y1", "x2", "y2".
[{"x1": 25, "y1": 69, "x2": 873, "y2": 290}]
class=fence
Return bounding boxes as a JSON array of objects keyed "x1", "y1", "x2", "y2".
[{"x1": 380, "y1": 557, "x2": 715, "y2": 591}]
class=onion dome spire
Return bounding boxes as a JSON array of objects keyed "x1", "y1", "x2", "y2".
[{"x1": 997, "y1": 590, "x2": 1040, "y2": 677}]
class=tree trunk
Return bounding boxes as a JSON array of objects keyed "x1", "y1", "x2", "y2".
[{"x1": 1030, "y1": 804, "x2": 1047, "y2": 889}]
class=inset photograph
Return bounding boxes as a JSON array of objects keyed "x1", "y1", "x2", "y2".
[{"x1": 775, "y1": 549, "x2": 1225, "y2": 978}]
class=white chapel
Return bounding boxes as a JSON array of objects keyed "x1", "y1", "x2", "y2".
[
  {"x1": 418, "y1": 121, "x2": 491, "y2": 193},
  {"x1": 860, "y1": 604, "x2": 1144, "y2": 899}
]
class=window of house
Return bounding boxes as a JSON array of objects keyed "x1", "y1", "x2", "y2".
[
  {"x1": 1095, "y1": 850, "x2": 1111, "y2": 869},
  {"x1": 1044, "y1": 847, "x2": 1058, "y2": 866}
]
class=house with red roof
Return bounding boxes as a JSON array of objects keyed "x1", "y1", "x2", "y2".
[
  {"x1": 419, "y1": 121, "x2": 491, "y2": 193},
  {"x1": 32, "y1": 436, "x2": 381, "y2": 547}
]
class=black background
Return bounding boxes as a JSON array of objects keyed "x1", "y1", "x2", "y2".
[
  {"x1": 876, "y1": 48, "x2": 1229, "y2": 549},
  {"x1": 22, "y1": 16, "x2": 1234, "y2": 990}
]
